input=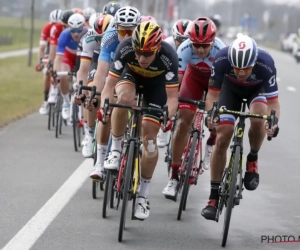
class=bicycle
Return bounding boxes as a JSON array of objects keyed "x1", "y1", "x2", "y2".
[
  {"x1": 174, "y1": 97, "x2": 206, "y2": 221},
  {"x1": 102, "y1": 94, "x2": 168, "y2": 242},
  {"x1": 210, "y1": 99, "x2": 276, "y2": 247},
  {"x1": 77, "y1": 82, "x2": 104, "y2": 197},
  {"x1": 164, "y1": 114, "x2": 177, "y2": 176}
]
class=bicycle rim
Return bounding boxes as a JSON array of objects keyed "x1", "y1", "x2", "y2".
[
  {"x1": 72, "y1": 103, "x2": 78, "y2": 152},
  {"x1": 102, "y1": 170, "x2": 112, "y2": 218},
  {"x1": 55, "y1": 97, "x2": 61, "y2": 138},
  {"x1": 177, "y1": 132, "x2": 198, "y2": 221},
  {"x1": 118, "y1": 140, "x2": 134, "y2": 242},
  {"x1": 222, "y1": 146, "x2": 240, "y2": 247}
]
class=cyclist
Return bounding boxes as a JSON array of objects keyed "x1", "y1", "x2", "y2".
[
  {"x1": 76, "y1": 6, "x2": 140, "y2": 180},
  {"x1": 201, "y1": 34, "x2": 280, "y2": 220},
  {"x1": 162, "y1": 17, "x2": 226, "y2": 198},
  {"x1": 76, "y1": 14, "x2": 114, "y2": 158},
  {"x1": 102, "y1": 1, "x2": 122, "y2": 16},
  {"x1": 83, "y1": 7, "x2": 96, "y2": 26},
  {"x1": 53, "y1": 13, "x2": 87, "y2": 120},
  {"x1": 37, "y1": 9, "x2": 63, "y2": 115},
  {"x1": 100, "y1": 21, "x2": 179, "y2": 219},
  {"x1": 157, "y1": 19, "x2": 192, "y2": 147}
]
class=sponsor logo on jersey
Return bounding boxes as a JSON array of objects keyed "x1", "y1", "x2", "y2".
[
  {"x1": 120, "y1": 45, "x2": 134, "y2": 59},
  {"x1": 160, "y1": 54, "x2": 172, "y2": 69},
  {"x1": 101, "y1": 32, "x2": 116, "y2": 48},
  {"x1": 128, "y1": 64, "x2": 165, "y2": 78},
  {"x1": 114, "y1": 60, "x2": 123, "y2": 70},
  {"x1": 192, "y1": 62, "x2": 211, "y2": 73},
  {"x1": 165, "y1": 71, "x2": 175, "y2": 81},
  {"x1": 256, "y1": 61, "x2": 273, "y2": 73},
  {"x1": 85, "y1": 36, "x2": 95, "y2": 43}
]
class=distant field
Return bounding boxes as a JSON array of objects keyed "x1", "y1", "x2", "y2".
[{"x1": 0, "y1": 16, "x2": 46, "y2": 52}]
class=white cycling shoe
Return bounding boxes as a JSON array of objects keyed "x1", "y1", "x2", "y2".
[
  {"x1": 134, "y1": 196, "x2": 150, "y2": 220},
  {"x1": 82, "y1": 135, "x2": 93, "y2": 158},
  {"x1": 104, "y1": 150, "x2": 121, "y2": 170}
]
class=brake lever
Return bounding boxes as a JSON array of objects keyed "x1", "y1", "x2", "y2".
[
  {"x1": 89, "y1": 86, "x2": 96, "y2": 107},
  {"x1": 209, "y1": 101, "x2": 218, "y2": 132},
  {"x1": 267, "y1": 110, "x2": 276, "y2": 141},
  {"x1": 163, "y1": 105, "x2": 169, "y2": 129},
  {"x1": 102, "y1": 98, "x2": 109, "y2": 124}
]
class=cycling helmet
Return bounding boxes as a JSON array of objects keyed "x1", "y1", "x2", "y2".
[
  {"x1": 210, "y1": 14, "x2": 221, "y2": 30},
  {"x1": 140, "y1": 15, "x2": 157, "y2": 24},
  {"x1": 114, "y1": 6, "x2": 141, "y2": 27},
  {"x1": 72, "y1": 8, "x2": 83, "y2": 15},
  {"x1": 228, "y1": 35, "x2": 258, "y2": 68},
  {"x1": 94, "y1": 14, "x2": 114, "y2": 35},
  {"x1": 49, "y1": 9, "x2": 63, "y2": 23},
  {"x1": 68, "y1": 13, "x2": 85, "y2": 29},
  {"x1": 188, "y1": 17, "x2": 216, "y2": 43},
  {"x1": 103, "y1": 1, "x2": 122, "y2": 16},
  {"x1": 61, "y1": 10, "x2": 75, "y2": 25},
  {"x1": 172, "y1": 19, "x2": 192, "y2": 38},
  {"x1": 83, "y1": 7, "x2": 96, "y2": 21},
  {"x1": 89, "y1": 13, "x2": 101, "y2": 28},
  {"x1": 132, "y1": 21, "x2": 162, "y2": 52}
]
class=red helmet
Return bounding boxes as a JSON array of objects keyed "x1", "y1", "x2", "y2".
[{"x1": 188, "y1": 17, "x2": 216, "y2": 43}]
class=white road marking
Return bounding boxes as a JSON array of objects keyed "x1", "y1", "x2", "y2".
[
  {"x1": 287, "y1": 86, "x2": 296, "y2": 92},
  {"x1": 2, "y1": 159, "x2": 92, "y2": 250}
]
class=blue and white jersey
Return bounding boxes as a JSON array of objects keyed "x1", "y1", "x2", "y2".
[
  {"x1": 56, "y1": 28, "x2": 79, "y2": 56},
  {"x1": 98, "y1": 27, "x2": 119, "y2": 63},
  {"x1": 209, "y1": 47, "x2": 278, "y2": 100},
  {"x1": 177, "y1": 37, "x2": 226, "y2": 77}
]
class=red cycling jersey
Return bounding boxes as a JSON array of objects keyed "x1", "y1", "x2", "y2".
[
  {"x1": 50, "y1": 23, "x2": 64, "y2": 46},
  {"x1": 40, "y1": 23, "x2": 54, "y2": 46}
]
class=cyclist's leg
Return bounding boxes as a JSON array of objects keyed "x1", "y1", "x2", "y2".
[
  {"x1": 201, "y1": 84, "x2": 239, "y2": 220},
  {"x1": 104, "y1": 68, "x2": 136, "y2": 170},
  {"x1": 135, "y1": 77, "x2": 166, "y2": 219},
  {"x1": 39, "y1": 52, "x2": 51, "y2": 114},
  {"x1": 60, "y1": 57, "x2": 73, "y2": 120},
  {"x1": 162, "y1": 70, "x2": 201, "y2": 197},
  {"x1": 244, "y1": 87, "x2": 267, "y2": 191}
]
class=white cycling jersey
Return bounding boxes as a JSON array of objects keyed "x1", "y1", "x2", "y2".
[
  {"x1": 79, "y1": 28, "x2": 100, "y2": 59},
  {"x1": 164, "y1": 36, "x2": 176, "y2": 51}
]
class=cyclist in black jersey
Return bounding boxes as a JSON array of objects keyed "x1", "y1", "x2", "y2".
[{"x1": 100, "y1": 21, "x2": 179, "y2": 220}]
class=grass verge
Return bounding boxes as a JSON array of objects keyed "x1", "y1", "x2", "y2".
[
  {"x1": 0, "y1": 54, "x2": 43, "y2": 128},
  {"x1": 0, "y1": 16, "x2": 45, "y2": 52}
]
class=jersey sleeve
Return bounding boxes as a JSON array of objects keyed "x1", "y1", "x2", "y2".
[
  {"x1": 80, "y1": 33, "x2": 95, "y2": 61},
  {"x1": 208, "y1": 48, "x2": 231, "y2": 91},
  {"x1": 49, "y1": 25, "x2": 59, "y2": 45},
  {"x1": 177, "y1": 41, "x2": 191, "y2": 75},
  {"x1": 40, "y1": 24, "x2": 49, "y2": 46},
  {"x1": 164, "y1": 49, "x2": 179, "y2": 88},
  {"x1": 56, "y1": 31, "x2": 67, "y2": 55},
  {"x1": 108, "y1": 40, "x2": 130, "y2": 78},
  {"x1": 98, "y1": 31, "x2": 118, "y2": 63},
  {"x1": 257, "y1": 53, "x2": 278, "y2": 100}
]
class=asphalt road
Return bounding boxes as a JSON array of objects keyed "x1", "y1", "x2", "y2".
[{"x1": 1, "y1": 46, "x2": 300, "y2": 250}]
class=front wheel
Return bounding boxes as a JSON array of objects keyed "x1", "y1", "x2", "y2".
[{"x1": 222, "y1": 146, "x2": 240, "y2": 247}]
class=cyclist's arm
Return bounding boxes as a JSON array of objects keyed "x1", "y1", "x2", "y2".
[
  {"x1": 177, "y1": 41, "x2": 190, "y2": 88},
  {"x1": 38, "y1": 44, "x2": 46, "y2": 61},
  {"x1": 38, "y1": 24, "x2": 49, "y2": 60},
  {"x1": 49, "y1": 25, "x2": 59, "y2": 63},
  {"x1": 53, "y1": 33, "x2": 66, "y2": 71},
  {"x1": 77, "y1": 59, "x2": 91, "y2": 86}
]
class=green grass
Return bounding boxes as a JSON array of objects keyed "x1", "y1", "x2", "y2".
[
  {"x1": 0, "y1": 16, "x2": 46, "y2": 52},
  {"x1": 0, "y1": 55, "x2": 43, "y2": 127}
]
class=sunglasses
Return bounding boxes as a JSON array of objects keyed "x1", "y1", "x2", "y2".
[
  {"x1": 233, "y1": 66, "x2": 253, "y2": 72},
  {"x1": 174, "y1": 36, "x2": 187, "y2": 43},
  {"x1": 70, "y1": 28, "x2": 83, "y2": 34},
  {"x1": 116, "y1": 29, "x2": 134, "y2": 36},
  {"x1": 134, "y1": 49, "x2": 155, "y2": 57},
  {"x1": 192, "y1": 42, "x2": 212, "y2": 49}
]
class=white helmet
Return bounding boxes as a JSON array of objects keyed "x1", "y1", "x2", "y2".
[
  {"x1": 172, "y1": 19, "x2": 192, "y2": 38},
  {"x1": 83, "y1": 7, "x2": 96, "y2": 21},
  {"x1": 68, "y1": 13, "x2": 85, "y2": 29},
  {"x1": 114, "y1": 6, "x2": 141, "y2": 27},
  {"x1": 89, "y1": 12, "x2": 102, "y2": 28},
  {"x1": 49, "y1": 9, "x2": 63, "y2": 23},
  {"x1": 228, "y1": 34, "x2": 258, "y2": 68}
]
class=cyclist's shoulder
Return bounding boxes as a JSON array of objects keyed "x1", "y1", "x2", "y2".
[
  {"x1": 256, "y1": 48, "x2": 275, "y2": 67},
  {"x1": 177, "y1": 39, "x2": 192, "y2": 55},
  {"x1": 101, "y1": 28, "x2": 118, "y2": 49}
]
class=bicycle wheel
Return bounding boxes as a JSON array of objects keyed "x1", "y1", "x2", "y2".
[
  {"x1": 102, "y1": 170, "x2": 112, "y2": 218},
  {"x1": 55, "y1": 96, "x2": 62, "y2": 138},
  {"x1": 222, "y1": 146, "x2": 240, "y2": 247},
  {"x1": 72, "y1": 102, "x2": 79, "y2": 152},
  {"x1": 177, "y1": 132, "x2": 198, "y2": 221},
  {"x1": 92, "y1": 151, "x2": 100, "y2": 199},
  {"x1": 48, "y1": 104, "x2": 53, "y2": 130},
  {"x1": 118, "y1": 140, "x2": 134, "y2": 243}
]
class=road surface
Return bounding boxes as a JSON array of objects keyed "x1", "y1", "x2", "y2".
[{"x1": 0, "y1": 46, "x2": 299, "y2": 250}]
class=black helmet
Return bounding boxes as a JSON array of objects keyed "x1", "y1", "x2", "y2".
[
  {"x1": 210, "y1": 14, "x2": 221, "y2": 30},
  {"x1": 102, "y1": 1, "x2": 121, "y2": 16},
  {"x1": 61, "y1": 10, "x2": 75, "y2": 25}
]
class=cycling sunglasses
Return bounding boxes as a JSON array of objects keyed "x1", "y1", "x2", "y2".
[
  {"x1": 134, "y1": 49, "x2": 155, "y2": 57},
  {"x1": 70, "y1": 28, "x2": 83, "y2": 34},
  {"x1": 192, "y1": 42, "x2": 212, "y2": 49},
  {"x1": 116, "y1": 29, "x2": 134, "y2": 36}
]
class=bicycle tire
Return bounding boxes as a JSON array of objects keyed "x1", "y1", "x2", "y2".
[
  {"x1": 48, "y1": 104, "x2": 52, "y2": 130},
  {"x1": 72, "y1": 102, "x2": 78, "y2": 152},
  {"x1": 92, "y1": 151, "x2": 99, "y2": 199},
  {"x1": 118, "y1": 140, "x2": 134, "y2": 242},
  {"x1": 177, "y1": 132, "x2": 198, "y2": 221},
  {"x1": 102, "y1": 170, "x2": 112, "y2": 218},
  {"x1": 222, "y1": 146, "x2": 240, "y2": 247},
  {"x1": 55, "y1": 96, "x2": 61, "y2": 138},
  {"x1": 110, "y1": 173, "x2": 117, "y2": 208}
]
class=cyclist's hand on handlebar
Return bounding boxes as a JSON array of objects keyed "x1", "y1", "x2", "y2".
[
  {"x1": 205, "y1": 109, "x2": 220, "y2": 130},
  {"x1": 160, "y1": 118, "x2": 172, "y2": 132},
  {"x1": 35, "y1": 63, "x2": 43, "y2": 72},
  {"x1": 84, "y1": 97, "x2": 99, "y2": 111},
  {"x1": 74, "y1": 93, "x2": 86, "y2": 105},
  {"x1": 265, "y1": 116, "x2": 279, "y2": 138}
]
